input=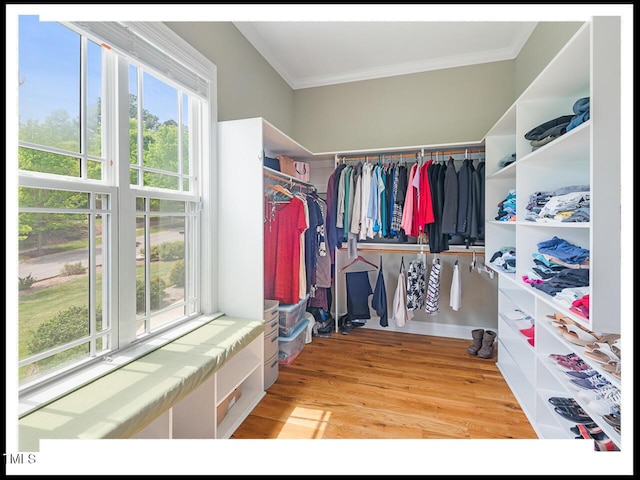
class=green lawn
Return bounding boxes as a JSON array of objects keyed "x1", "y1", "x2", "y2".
[{"x1": 19, "y1": 259, "x2": 179, "y2": 359}]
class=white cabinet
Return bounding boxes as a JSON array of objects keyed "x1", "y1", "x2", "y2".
[
  {"x1": 484, "y1": 18, "x2": 621, "y2": 447},
  {"x1": 217, "y1": 117, "x2": 317, "y2": 368}
]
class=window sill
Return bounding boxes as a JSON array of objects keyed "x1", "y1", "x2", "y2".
[{"x1": 18, "y1": 312, "x2": 225, "y2": 417}]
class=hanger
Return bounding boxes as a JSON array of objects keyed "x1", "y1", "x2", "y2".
[
  {"x1": 477, "y1": 263, "x2": 495, "y2": 279},
  {"x1": 271, "y1": 184, "x2": 293, "y2": 198},
  {"x1": 339, "y1": 255, "x2": 378, "y2": 273}
]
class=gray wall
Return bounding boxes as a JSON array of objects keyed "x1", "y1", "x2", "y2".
[
  {"x1": 164, "y1": 22, "x2": 295, "y2": 137},
  {"x1": 164, "y1": 21, "x2": 582, "y2": 155},
  {"x1": 514, "y1": 22, "x2": 585, "y2": 98},
  {"x1": 292, "y1": 61, "x2": 514, "y2": 153}
]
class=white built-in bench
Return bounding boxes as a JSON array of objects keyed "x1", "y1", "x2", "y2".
[{"x1": 18, "y1": 316, "x2": 265, "y2": 451}]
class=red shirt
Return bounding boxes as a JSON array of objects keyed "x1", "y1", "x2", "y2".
[{"x1": 264, "y1": 196, "x2": 308, "y2": 305}]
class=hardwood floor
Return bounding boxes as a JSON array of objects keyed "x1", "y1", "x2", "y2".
[{"x1": 232, "y1": 327, "x2": 537, "y2": 440}]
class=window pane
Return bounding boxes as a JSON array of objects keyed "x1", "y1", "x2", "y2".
[
  {"x1": 150, "y1": 199, "x2": 186, "y2": 213},
  {"x1": 129, "y1": 64, "x2": 139, "y2": 167},
  {"x1": 149, "y1": 215, "x2": 185, "y2": 328},
  {"x1": 19, "y1": 16, "x2": 80, "y2": 152},
  {"x1": 19, "y1": 186, "x2": 89, "y2": 209},
  {"x1": 135, "y1": 214, "x2": 146, "y2": 322},
  {"x1": 19, "y1": 147, "x2": 81, "y2": 178},
  {"x1": 86, "y1": 39, "x2": 103, "y2": 158},
  {"x1": 19, "y1": 344, "x2": 91, "y2": 385},
  {"x1": 87, "y1": 159, "x2": 103, "y2": 180},
  {"x1": 181, "y1": 93, "x2": 190, "y2": 176},
  {"x1": 142, "y1": 72, "x2": 179, "y2": 174},
  {"x1": 18, "y1": 212, "x2": 91, "y2": 381},
  {"x1": 143, "y1": 171, "x2": 180, "y2": 190}
]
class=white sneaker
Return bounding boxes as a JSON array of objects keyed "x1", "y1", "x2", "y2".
[
  {"x1": 588, "y1": 387, "x2": 621, "y2": 415},
  {"x1": 577, "y1": 383, "x2": 619, "y2": 402}
]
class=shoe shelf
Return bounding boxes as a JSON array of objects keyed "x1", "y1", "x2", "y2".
[
  {"x1": 495, "y1": 338, "x2": 536, "y2": 422},
  {"x1": 534, "y1": 385, "x2": 587, "y2": 440},
  {"x1": 533, "y1": 314, "x2": 621, "y2": 447}
]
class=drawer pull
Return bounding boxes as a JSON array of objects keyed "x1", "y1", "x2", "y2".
[
  {"x1": 270, "y1": 359, "x2": 278, "y2": 368},
  {"x1": 271, "y1": 335, "x2": 278, "y2": 343}
]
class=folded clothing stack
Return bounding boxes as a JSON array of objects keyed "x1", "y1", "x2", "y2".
[{"x1": 523, "y1": 96, "x2": 590, "y2": 152}]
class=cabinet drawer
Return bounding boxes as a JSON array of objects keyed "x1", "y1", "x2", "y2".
[
  {"x1": 264, "y1": 327, "x2": 279, "y2": 360},
  {"x1": 264, "y1": 352, "x2": 279, "y2": 390},
  {"x1": 264, "y1": 314, "x2": 279, "y2": 337}
]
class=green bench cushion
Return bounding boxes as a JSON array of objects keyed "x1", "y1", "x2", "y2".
[{"x1": 18, "y1": 316, "x2": 263, "y2": 451}]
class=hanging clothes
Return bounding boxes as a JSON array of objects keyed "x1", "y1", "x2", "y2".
[
  {"x1": 392, "y1": 257, "x2": 409, "y2": 327},
  {"x1": 427, "y1": 161, "x2": 445, "y2": 253},
  {"x1": 424, "y1": 257, "x2": 441, "y2": 315},
  {"x1": 450, "y1": 259, "x2": 462, "y2": 312},
  {"x1": 406, "y1": 258, "x2": 426, "y2": 319},
  {"x1": 371, "y1": 257, "x2": 388, "y2": 327},
  {"x1": 265, "y1": 195, "x2": 309, "y2": 305},
  {"x1": 440, "y1": 157, "x2": 459, "y2": 234},
  {"x1": 472, "y1": 160, "x2": 485, "y2": 243},
  {"x1": 345, "y1": 270, "x2": 373, "y2": 320}
]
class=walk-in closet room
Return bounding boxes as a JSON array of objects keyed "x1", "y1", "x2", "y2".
[{"x1": 7, "y1": 3, "x2": 633, "y2": 476}]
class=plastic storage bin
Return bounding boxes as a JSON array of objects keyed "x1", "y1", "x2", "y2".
[
  {"x1": 278, "y1": 295, "x2": 308, "y2": 336},
  {"x1": 278, "y1": 317, "x2": 310, "y2": 367}
]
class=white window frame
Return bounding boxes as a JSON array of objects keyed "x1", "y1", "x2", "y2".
[{"x1": 17, "y1": 21, "x2": 219, "y2": 416}]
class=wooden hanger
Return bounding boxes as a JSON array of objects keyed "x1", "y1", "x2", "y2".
[
  {"x1": 340, "y1": 255, "x2": 378, "y2": 273},
  {"x1": 271, "y1": 184, "x2": 293, "y2": 198}
]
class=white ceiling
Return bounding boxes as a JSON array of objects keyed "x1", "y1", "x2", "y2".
[{"x1": 234, "y1": 21, "x2": 538, "y2": 90}]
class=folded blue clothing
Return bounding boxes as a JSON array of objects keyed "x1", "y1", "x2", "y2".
[
  {"x1": 573, "y1": 97, "x2": 590, "y2": 115},
  {"x1": 566, "y1": 111, "x2": 590, "y2": 132}
]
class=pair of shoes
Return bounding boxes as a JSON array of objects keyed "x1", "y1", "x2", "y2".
[
  {"x1": 569, "y1": 373, "x2": 611, "y2": 391},
  {"x1": 554, "y1": 405, "x2": 594, "y2": 424},
  {"x1": 572, "y1": 423, "x2": 609, "y2": 441},
  {"x1": 603, "y1": 412, "x2": 621, "y2": 428},
  {"x1": 583, "y1": 341, "x2": 620, "y2": 364},
  {"x1": 553, "y1": 356, "x2": 591, "y2": 372},
  {"x1": 594, "y1": 439, "x2": 619, "y2": 451},
  {"x1": 588, "y1": 396, "x2": 620, "y2": 416},
  {"x1": 602, "y1": 360, "x2": 621, "y2": 380},
  {"x1": 548, "y1": 397, "x2": 579, "y2": 407},
  {"x1": 565, "y1": 368, "x2": 599, "y2": 379},
  {"x1": 519, "y1": 325, "x2": 535, "y2": 338},
  {"x1": 577, "y1": 383, "x2": 618, "y2": 402},
  {"x1": 560, "y1": 323, "x2": 601, "y2": 347},
  {"x1": 467, "y1": 329, "x2": 496, "y2": 358}
]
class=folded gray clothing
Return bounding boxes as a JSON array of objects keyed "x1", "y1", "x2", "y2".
[
  {"x1": 498, "y1": 153, "x2": 517, "y2": 168},
  {"x1": 530, "y1": 135, "x2": 559, "y2": 148},
  {"x1": 524, "y1": 114, "x2": 574, "y2": 141},
  {"x1": 562, "y1": 207, "x2": 590, "y2": 222},
  {"x1": 552, "y1": 185, "x2": 590, "y2": 196}
]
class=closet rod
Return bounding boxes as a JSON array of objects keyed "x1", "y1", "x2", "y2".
[
  {"x1": 338, "y1": 247, "x2": 484, "y2": 256},
  {"x1": 263, "y1": 167, "x2": 316, "y2": 191},
  {"x1": 338, "y1": 148, "x2": 485, "y2": 163}
]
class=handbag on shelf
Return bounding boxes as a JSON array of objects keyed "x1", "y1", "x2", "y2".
[{"x1": 293, "y1": 161, "x2": 310, "y2": 182}]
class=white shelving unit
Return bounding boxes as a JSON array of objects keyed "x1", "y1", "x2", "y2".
[
  {"x1": 133, "y1": 333, "x2": 265, "y2": 439},
  {"x1": 484, "y1": 18, "x2": 621, "y2": 448}
]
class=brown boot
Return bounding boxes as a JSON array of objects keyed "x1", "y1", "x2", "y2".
[
  {"x1": 477, "y1": 330, "x2": 497, "y2": 359},
  {"x1": 467, "y1": 329, "x2": 485, "y2": 355}
]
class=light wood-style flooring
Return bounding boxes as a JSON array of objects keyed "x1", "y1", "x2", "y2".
[{"x1": 232, "y1": 327, "x2": 537, "y2": 439}]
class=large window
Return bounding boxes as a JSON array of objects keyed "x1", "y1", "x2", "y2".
[{"x1": 17, "y1": 17, "x2": 215, "y2": 397}]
